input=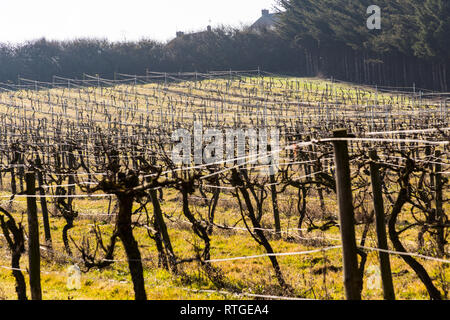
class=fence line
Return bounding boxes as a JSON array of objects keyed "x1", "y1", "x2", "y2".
[{"x1": 204, "y1": 246, "x2": 342, "y2": 263}]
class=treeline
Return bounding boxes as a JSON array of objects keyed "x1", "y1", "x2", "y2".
[
  {"x1": 0, "y1": 28, "x2": 299, "y2": 84},
  {"x1": 0, "y1": 0, "x2": 448, "y2": 91},
  {"x1": 278, "y1": 0, "x2": 449, "y2": 91}
]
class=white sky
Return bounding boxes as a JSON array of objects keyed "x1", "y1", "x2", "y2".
[{"x1": 0, "y1": 0, "x2": 278, "y2": 44}]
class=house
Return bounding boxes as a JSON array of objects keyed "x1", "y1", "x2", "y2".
[
  {"x1": 250, "y1": 9, "x2": 280, "y2": 31},
  {"x1": 168, "y1": 25, "x2": 213, "y2": 46},
  {"x1": 168, "y1": 8, "x2": 280, "y2": 45},
  {"x1": 175, "y1": 25, "x2": 212, "y2": 40}
]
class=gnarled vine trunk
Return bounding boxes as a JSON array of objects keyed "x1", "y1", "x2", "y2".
[{"x1": 117, "y1": 194, "x2": 147, "y2": 300}]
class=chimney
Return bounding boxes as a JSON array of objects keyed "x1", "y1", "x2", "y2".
[
  {"x1": 176, "y1": 31, "x2": 184, "y2": 37},
  {"x1": 262, "y1": 9, "x2": 269, "y2": 16},
  {"x1": 207, "y1": 25, "x2": 212, "y2": 32}
]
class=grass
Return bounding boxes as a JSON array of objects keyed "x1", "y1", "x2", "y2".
[
  {"x1": 0, "y1": 76, "x2": 448, "y2": 300},
  {"x1": 0, "y1": 182, "x2": 447, "y2": 300}
]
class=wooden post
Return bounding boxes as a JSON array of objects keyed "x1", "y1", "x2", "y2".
[
  {"x1": 269, "y1": 162, "x2": 281, "y2": 239},
  {"x1": 332, "y1": 129, "x2": 361, "y2": 300},
  {"x1": 369, "y1": 150, "x2": 395, "y2": 300},
  {"x1": 26, "y1": 172, "x2": 42, "y2": 300},
  {"x1": 434, "y1": 150, "x2": 445, "y2": 257},
  {"x1": 37, "y1": 166, "x2": 52, "y2": 247}
]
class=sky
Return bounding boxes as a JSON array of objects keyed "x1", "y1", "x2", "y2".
[{"x1": 0, "y1": 0, "x2": 278, "y2": 44}]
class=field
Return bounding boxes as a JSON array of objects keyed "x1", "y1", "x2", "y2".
[{"x1": 0, "y1": 71, "x2": 448, "y2": 300}]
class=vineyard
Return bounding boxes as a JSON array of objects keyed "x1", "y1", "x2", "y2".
[{"x1": 0, "y1": 70, "x2": 448, "y2": 300}]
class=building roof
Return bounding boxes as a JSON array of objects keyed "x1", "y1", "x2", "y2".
[
  {"x1": 250, "y1": 10, "x2": 280, "y2": 31},
  {"x1": 167, "y1": 26, "x2": 213, "y2": 46},
  {"x1": 167, "y1": 9, "x2": 280, "y2": 45}
]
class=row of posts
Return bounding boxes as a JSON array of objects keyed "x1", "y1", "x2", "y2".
[
  {"x1": 332, "y1": 128, "x2": 395, "y2": 300},
  {"x1": 23, "y1": 129, "x2": 390, "y2": 301},
  {"x1": 19, "y1": 128, "x2": 443, "y2": 300},
  {"x1": 332, "y1": 128, "x2": 444, "y2": 300}
]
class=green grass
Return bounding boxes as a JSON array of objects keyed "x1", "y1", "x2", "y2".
[
  {"x1": 0, "y1": 76, "x2": 447, "y2": 300},
  {"x1": 0, "y1": 183, "x2": 447, "y2": 300}
]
